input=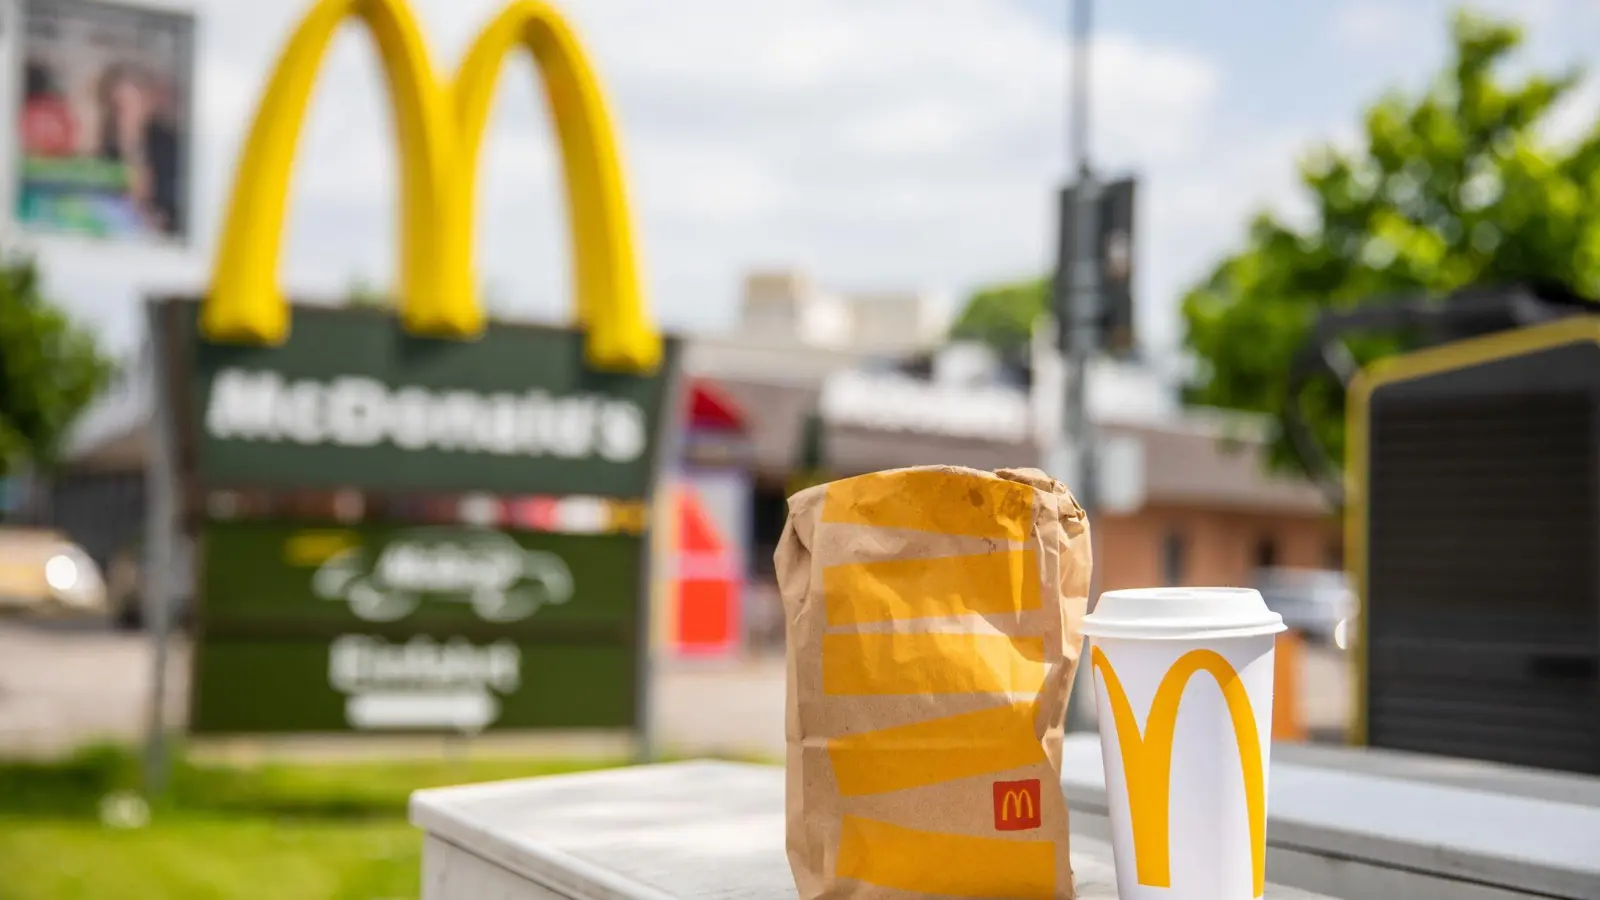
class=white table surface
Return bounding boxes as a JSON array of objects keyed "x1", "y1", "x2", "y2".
[{"x1": 411, "y1": 759, "x2": 1337, "y2": 899}]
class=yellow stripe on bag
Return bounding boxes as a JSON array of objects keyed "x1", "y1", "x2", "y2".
[
  {"x1": 821, "y1": 470, "x2": 1033, "y2": 540},
  {"x1": 828, "y1": 701, "x2": 1045, "y2": 796},
  {"x1": 822, "y1": 633, "x2": 1046, "y2": 696},
  {"x1": 823, "y1": 549, "x2": 1041, "y2": 625},
  {"x1": 837, "y1": 815, "x2": 1055, "y2": 899}
]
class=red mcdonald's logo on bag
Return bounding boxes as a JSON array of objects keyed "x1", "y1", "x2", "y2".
[{"x1": 992, "y1": 778, "x2": 1042, "y2": 831}]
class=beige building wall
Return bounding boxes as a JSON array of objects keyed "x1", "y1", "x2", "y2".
[{"x1": 1093, "y1": 503, "x2": 1341, "y2": 593}]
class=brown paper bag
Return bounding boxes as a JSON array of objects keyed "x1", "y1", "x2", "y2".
[{"x1": 777, "y1": 465, "x2": 1092, "y2": 900}]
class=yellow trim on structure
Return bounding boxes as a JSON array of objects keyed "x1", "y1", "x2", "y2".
[
  {"x1": 205, "y1": 0, "x2": 661, "y2": 372},
  {"x1": 1344, "y1": 315, "x2": 1600, "y2": 746}
]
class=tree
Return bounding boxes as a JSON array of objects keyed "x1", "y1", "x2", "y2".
[
  {"x1": 344, "y1": 275, "x2": 391, "y2": 310},
  {"x1": 0, "y1": 253, "x2": 114, "y2": 479},
  {"x1": 1182, "y1": 10, "x2": 1600, "y2": 476},
  {"x1": 948, "y1": 277, "x2": 1048, "y2": 362}
]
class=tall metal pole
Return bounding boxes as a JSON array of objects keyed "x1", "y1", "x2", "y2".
[
  {"x1": 1062, "y1": 0, "x2": 1102, "y2": 733},
  {"x1": 142, "y1": 302, "x2": 178, "y2": 795},
  {"x1": 1065, "y1": 0, "x2": 1100, "y2": 520}
]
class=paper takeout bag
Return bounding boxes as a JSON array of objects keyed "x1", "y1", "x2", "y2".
[{"x1": 777, "y1": 466, "x2": 1092, "y2": 900}]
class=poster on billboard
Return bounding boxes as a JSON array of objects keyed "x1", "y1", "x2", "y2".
[{"x1": 16, "y1": 0, "x2": 195, "y2": 241}]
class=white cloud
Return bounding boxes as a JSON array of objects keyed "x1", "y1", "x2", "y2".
[
  {"x1": 34, "y1": 0, "x2": 1228, "y2": 357},
  {"x1": 1545, "y1": 76, "x2": 1600, "y2": 148},
  {"x1": 1332, "y1": 3, "x2": 1434, "y2": 49}
]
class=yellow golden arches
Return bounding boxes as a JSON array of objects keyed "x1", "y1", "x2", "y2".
[
  {"x1": 453, "y1": 2, "x2": 656, "y2": 370},
  {"x1": 205, "y1": 0, "x2": 456, "y2": 346},
  {"x1": 1091, "y1": 645, "x2": 1267, "y2": 897},
  {"x1": 204, "y1": 0, "x2": 662, "y2": 373}
]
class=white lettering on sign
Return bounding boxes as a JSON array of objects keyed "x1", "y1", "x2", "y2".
[
  {"x1": 328, "y1": 635, "x2": 521, "y2": 732},
  {"x1": 820, "y1": 370, "x2": 1031, "y2": 443},
  {"x1": 328, "y1": 635, "x2": 521, "y2": 694},
  {"x1": 312, "y1": 528, "x2": 574, "y2": 623},
  {"x1": 205, "y1": 368, "x2": 648, "y2": 462}
]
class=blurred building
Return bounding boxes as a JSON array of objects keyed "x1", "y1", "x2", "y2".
[{"x1": 684, "y1": 273, "x2": 1339, "y2": 654}]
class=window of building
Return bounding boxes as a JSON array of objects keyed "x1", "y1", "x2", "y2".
[
  {"x1": 1255, "y1": 537, "x2": 1279, "y2": 570},
  {"x1": 1161, "y1": 529, "x2": 1186, "y2": 586}
]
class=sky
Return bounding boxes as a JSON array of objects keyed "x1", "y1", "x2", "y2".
[{"x1": 28, "y1": 0, "x2": 1600, "y2": 357}]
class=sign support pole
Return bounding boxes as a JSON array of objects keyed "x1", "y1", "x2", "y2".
[
  {"x1": 142, "y1": 300, "x2": 179, "y2": 795},
  {"x1": 1061, "y1": 0, "x2": 1101, "y2": 734}
]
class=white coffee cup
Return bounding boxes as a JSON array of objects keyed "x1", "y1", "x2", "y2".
[{"x1": 1080, "y1": 587, "x2": 1286, "y2": 900}]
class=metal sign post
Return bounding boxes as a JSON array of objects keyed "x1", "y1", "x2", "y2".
[
  {"x1": 1058, "y1": 0, "x2": 1101, "y2": 734},
  {"x1": 141, "y1": 301, "x2": 178, "y2": 795}
]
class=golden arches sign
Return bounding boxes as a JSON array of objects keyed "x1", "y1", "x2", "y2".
[{"x1": 205, "y1": 0, "x2": 660, "y2": 372}]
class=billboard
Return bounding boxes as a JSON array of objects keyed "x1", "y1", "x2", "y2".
[{"x1": 17, "y1": 0, "x2": 195, "y2": 241}]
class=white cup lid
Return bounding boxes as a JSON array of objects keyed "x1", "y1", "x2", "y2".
[{"x1": 1080, "y1": 587, "x2": 1286, "y2": 640}]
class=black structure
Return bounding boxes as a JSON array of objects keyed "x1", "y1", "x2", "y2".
[{"x1": 1288, "y1": 282, "x2": 1599, "y2": 775}]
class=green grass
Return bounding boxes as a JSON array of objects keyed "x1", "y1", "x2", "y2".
[
  {"x1": 0, "y1": 746, "x2": 629, "y2": 900},
  {"x1": 0, "y1": 818, "x2": 419, "y2": 900}
]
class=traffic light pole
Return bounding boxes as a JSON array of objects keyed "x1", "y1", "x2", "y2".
[
  {"x1": 1064, "y1": 0, "x2": 1099, "y2": 519},
  {"x1": 1062, "y1": 0, "x2": 1101, "y2": 733}
]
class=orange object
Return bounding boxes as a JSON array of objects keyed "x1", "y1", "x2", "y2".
[
  {"x1": 670, "y1": 487, "x2": 740, "y2": 654},
  {"x1": 1273, "y1": 630, "x2": 1306, "y2": 742}
]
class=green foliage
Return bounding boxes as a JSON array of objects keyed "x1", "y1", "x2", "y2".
[
  {"x1": 0, "y1": 254, "x2": 114, "y2": 478},
  {"x1": 343, "y1": 275, "x2": 391, "y2": 310},
  {"x1": 1181, "y1": 10, "x2": 1600, "y2": 474},
  {"x1": 948, "y1": 277, "x2": 1049, "y2": 360},
  {"x1": 0, "y1": 818, "x2": 421, "y2": 900},
  {"x1": 0, "y1": 742, "x2": 624, "y2": 819}
]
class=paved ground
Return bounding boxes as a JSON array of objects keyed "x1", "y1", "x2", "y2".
[{"x1": 0, "y1": 623, "x2": 1351, "y2": 760}]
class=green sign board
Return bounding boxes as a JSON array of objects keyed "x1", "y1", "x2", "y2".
[
  {"x1": 154, "y1": 298, "x2": 677, "y2": 738},
  {"x1": 162, "y1": 299, "x2": 678, "y2": 497},
  {"x1": 190, "y1": 521, "x2": 641, "y2": 734}
]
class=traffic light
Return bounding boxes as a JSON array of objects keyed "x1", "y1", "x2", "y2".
[{"x1": 1052, "y1": 177, "x2": 1136, "y2": 356}]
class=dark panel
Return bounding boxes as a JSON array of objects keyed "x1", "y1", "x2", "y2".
[{"x1": 1366, "y1": 342, "x2": 1600, "y2": 775}]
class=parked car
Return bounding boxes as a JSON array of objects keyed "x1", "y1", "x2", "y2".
[
  {"x1": 0, "y1": 526, "x2": 107, "y2": 617},
  {"x1": 1254, "y1": 567, "x2": 1356, "y2": 649}
]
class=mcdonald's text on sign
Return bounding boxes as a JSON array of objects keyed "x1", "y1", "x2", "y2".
[{"x1": 992, "y1": 778, "x2": 1042, "y2": 831}]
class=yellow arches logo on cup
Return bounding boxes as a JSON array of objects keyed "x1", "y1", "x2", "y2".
[
  {"x1": 1091, "y1": 646, "x2": 1267, "y2": 896},
  {"x1": 205, "y1": 0, "x2": 661, "y2": 373}
]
